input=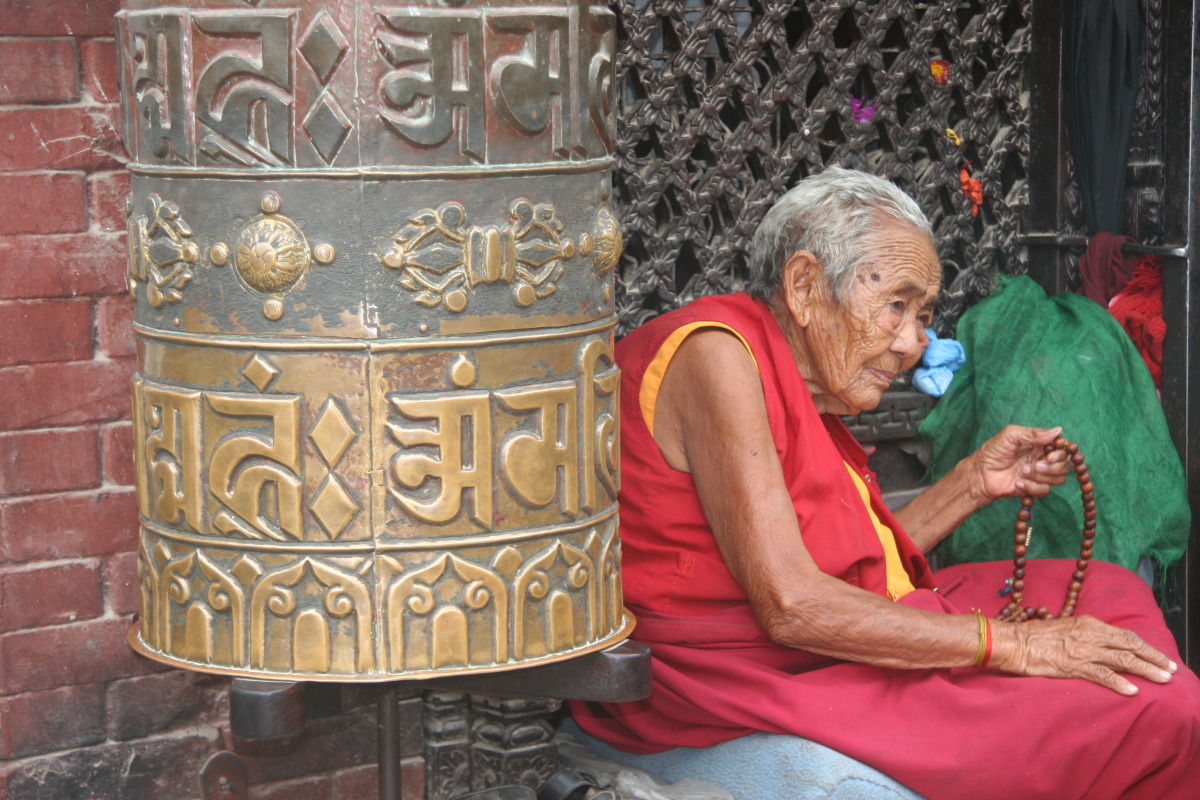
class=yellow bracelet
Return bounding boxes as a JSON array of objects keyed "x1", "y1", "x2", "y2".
[{"x1": 973, "y1": 612, "x2": 989, "y2": 667}]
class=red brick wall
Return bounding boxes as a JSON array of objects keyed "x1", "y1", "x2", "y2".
[{"x1": 0, "y1": 3, "x2": 414, "y2": 798}]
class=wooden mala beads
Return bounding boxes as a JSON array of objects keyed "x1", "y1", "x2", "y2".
[{"x1": 997, "y1": 435, "x2": 1096, "y2": 622}]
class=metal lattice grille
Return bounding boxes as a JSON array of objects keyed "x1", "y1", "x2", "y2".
[{"x1": 612, "y1": 0, "x2": 1032, "y2": 335}]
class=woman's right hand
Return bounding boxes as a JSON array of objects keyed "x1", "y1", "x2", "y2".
[{"x1": 992, "y1": 615, "x2": 1177, "y2": 695}]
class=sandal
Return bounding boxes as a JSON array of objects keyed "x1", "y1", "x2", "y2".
[{"x1": 537, "y1": 768, "x2": 617, "y2": 800}]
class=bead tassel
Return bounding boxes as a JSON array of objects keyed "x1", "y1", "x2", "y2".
[{"x1": 997, "y1": 436, "x2": 1094, "y2": 623}]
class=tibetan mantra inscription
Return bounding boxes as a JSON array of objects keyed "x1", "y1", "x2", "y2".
[{"x1": 117, "y1": 0, "x2": 630, "y2": 681}]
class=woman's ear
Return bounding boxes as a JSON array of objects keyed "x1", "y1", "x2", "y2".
[{"x1": 780, "y1": 250, "x2": 825, "y2": 327}]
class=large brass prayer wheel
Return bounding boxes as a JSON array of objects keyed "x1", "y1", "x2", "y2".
[{"x1": 117, "y1": 0, "x2": 630, "y2": 680}]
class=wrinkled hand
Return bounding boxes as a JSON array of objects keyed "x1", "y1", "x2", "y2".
[
  {"x1": 971, "y1": 425, "x2": 1072, "y2": 502},
  {"x1": 992, "y1": 615, "x2": 1176, "y2": 695}
]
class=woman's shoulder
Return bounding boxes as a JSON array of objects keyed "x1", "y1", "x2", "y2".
[
  {"x1": 665, "y1": 291, "x2": 762, "y2": 325},
  {"x1": 618, "y1": 293, "x2": 764, "y2": 352}
]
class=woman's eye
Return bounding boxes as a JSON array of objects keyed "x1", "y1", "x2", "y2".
[{"x1": 890, "y1": 300, "x2": 906, "y2": 312}]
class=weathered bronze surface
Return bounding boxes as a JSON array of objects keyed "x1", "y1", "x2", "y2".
[{"x1": 118, "y1": 0, "x2": 630, "y2": 681}]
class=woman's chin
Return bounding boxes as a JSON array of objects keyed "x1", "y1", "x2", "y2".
[
  {"x1": 816, "y1": 386, "x2": 886, "y2": 416},
  {"x1": 842, "y1": 392, "x2": 886, "y2": 415}
]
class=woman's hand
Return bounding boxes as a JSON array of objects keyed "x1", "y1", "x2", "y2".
[
  {"x1": 895, "y1": 425, "x2": 1072, "y2": 552},
  {"x1": 991, "y1": 615, "x2": 1177, "y2": 695},
  {"x1": 970, "y1": 425, "x2": 1072, "y2": 502}
]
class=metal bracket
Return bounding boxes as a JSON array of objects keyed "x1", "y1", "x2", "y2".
[
  {"x1": 200, "y1": 751, "x2": 248, "y2": 800},
  {"x1": 228, "y1": 639, "x2": 652, "y2": 740}
]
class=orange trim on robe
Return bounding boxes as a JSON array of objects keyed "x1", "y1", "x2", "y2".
[
  {"x1": 638, "y1": 321, "x2": 757, "y2": 435},
  {"x1": 634, "y1": 315, "x2": 918, "y2": 602}
]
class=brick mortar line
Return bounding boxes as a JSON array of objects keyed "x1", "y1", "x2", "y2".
[
  {"x1": 0, "y1": 486, "x2": 133, "y2": 501},
  {"x1": 0, "y1": 555, "x2": 102, "y2": 575}
]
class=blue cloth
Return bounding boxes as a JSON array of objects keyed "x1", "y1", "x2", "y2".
[
  {"x1": 912, "y1": 328, "x2": 964, "y2": 397},
  {"x1": 560, "y1": 720, "x2": 924, "y2": 800}
]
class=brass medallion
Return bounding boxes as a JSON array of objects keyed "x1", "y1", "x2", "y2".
[
  {"x1": 591, "y1": 203, "x2": 622, "y2": 277},
  {"x1": 235, "y1": 216, "x2": 312, "y2": 294}
]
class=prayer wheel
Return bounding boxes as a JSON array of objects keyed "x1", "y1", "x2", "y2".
[{"x1": 117, "y1": 0, "x2": 630, "y2": 680}]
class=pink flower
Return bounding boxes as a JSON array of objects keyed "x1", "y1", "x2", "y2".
[{"x1": 850, "y1": 94, "x2": 877, "y2": 123}]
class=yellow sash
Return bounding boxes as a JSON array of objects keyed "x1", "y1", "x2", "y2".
[{"x1": 843, "y1": 462, "x2": 916, "y2": 601}]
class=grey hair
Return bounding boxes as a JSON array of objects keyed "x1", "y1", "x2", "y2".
[{"x1": 747, "y1": 167, "x2": 934, "y2": 304}]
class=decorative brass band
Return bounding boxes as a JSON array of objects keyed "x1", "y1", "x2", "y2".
[
  {"x1": 132, "y1": 332, "x2": 619, "y2": 541},
  {"x1": 131, "y1": 315, "x2": 616, "y2": 349},
  {"x1": 116, "y1": 4, "x2": 616, "y2": 170},
  {"x1": 139, "y1": 506, "x2": 619, "y2": 553},
  {"x1": 132, "y1": 517, "x2": 630, "y2": 680},
  {"x1": 126, "y1": 159, "x2": 615, "y2": 179},
  {"x1": 128, "y1": 613, "x2": 634, "y2": 682},
  {"x1": 126, "y1": 183, "x2": 615, "y2": 327}
]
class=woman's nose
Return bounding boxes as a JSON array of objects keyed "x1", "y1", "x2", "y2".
[{"x1": 891, "y1": 318, "x2": 927, "y2": 361}]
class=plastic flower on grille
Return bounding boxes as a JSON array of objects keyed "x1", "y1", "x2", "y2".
[
  {"x1": 945, "y1": 128, "x2": 962, "y2": 146},
  {"x1": 959, "y1": 162, "x2": 984, "y2": 216},
  {"x1": 850, "y1": 94, "x2": 877, "y2": 123},
  {"x1": 930, "y1": 59, "x2": 950, "y2": 84}
]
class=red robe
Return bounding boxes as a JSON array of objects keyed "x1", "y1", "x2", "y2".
[{"x1": 571, "y1": 293, "x2": 1200, "y2": 800}]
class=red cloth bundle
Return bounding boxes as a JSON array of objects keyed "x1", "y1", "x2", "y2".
[{"x1": 1108, "y1": 254, "x2": 1166, "y2": 388}]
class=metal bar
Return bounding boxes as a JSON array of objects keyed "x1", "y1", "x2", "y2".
[
  {"x1": 1159, "y1": 0, "x2": 1200, "y2": 665},
  {"x1": 378, "y1": 687, "x2": 402, "y2": 800},
  {"x1": 1019, "y1": 234, "x2": 1088, "y2": 247},
  {"x1": 299, "y1": 640, "x2": 653, "y2": 724},
  {"x1": 1017, "y1": 234, "x2": 1188, "y2": 258},
  {"x1": 1182, "y1": 0, "x2": 1200, "y2": 668},
  {"x1": 415, "y1": 639, "x2": 651, "y2": 702},
  {"x1": 1122, "y1": 244, "x2": 1189, "y2": 257},
  {"x1": 1024, "y1": 0, "x2": 1069, "y2": 295}
]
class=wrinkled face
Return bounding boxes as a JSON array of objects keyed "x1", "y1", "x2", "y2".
[{"x1": 795, "y1": 221, "x2": 941, "y2": 415}]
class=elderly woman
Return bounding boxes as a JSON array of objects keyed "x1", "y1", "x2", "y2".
[{"x1": 570, "y1": 168, "x2": 1200, "y2": 799}]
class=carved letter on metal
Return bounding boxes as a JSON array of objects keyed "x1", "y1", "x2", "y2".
[{"x1": 119, "y1": 0, "x2": 629, "y2": 682}]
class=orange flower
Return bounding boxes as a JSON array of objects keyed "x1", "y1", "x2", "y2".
[
  {"x1": 930, "y1": 59, "x2": 950, "y2": 85},
  {"x1": 959, "y1": 163, "x2": 983, "y2": 216}
]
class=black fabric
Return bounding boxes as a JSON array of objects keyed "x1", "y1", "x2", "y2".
[{"x1": 1061, "y1": 0, "x2": 1146, "y2": 235}]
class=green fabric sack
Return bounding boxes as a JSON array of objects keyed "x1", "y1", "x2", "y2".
[{"x1": 919, "y1": 275, "x2": 1189, "y2": 572}]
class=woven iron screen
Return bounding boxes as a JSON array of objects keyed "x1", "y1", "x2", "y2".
[{"x1": 611, "y1": 0, "x2": 1031, "y2": 335}]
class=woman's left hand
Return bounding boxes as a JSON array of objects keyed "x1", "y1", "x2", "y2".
[{"x1": 971, "y1": 425, "x2": 1072, "y2": 501}]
